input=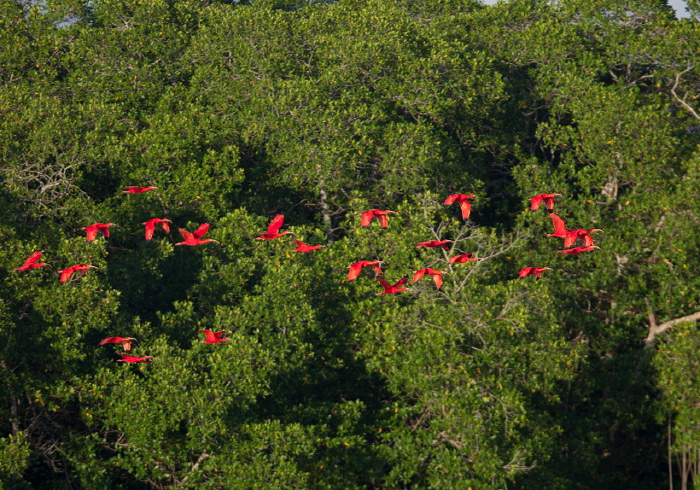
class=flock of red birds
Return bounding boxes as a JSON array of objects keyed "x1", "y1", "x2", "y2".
[{"x1": 12, "y1": 188, "x2": 601, "y2": 364}]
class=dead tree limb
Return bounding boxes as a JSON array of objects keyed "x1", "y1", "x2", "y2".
[
  {"x1": 670, "y1": 66, "x2": 700, "y2": 120},
  {"x1": 177, "y1": 451, "x2": 209, "y2": 487},
  {"x1": 644, "y1": 297, "x2": 700, "y2": 348}
]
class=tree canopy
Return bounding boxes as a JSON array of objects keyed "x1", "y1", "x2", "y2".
[{"x1": 1, "y1": 0, "x2": 700, "y2": 487}]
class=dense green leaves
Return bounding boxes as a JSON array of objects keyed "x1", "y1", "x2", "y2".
[{"x1": 1, "y1": 0, "x2": 700, "y2": 487}]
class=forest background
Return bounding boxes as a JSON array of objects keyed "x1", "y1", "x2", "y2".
[{"x1": 2, "y1": 0, "x2": 700, "y2": 487}]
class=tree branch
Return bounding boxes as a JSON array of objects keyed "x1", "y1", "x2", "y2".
[
  {"x1": 177, "y1": 451, "x2": 209, "y2": 487},
  {"x1": 644, "y1": 298, "x2": 700, "y2": 347},
  {"x1": 670, "y1": 66, "x2": 700, "y2": 120}
]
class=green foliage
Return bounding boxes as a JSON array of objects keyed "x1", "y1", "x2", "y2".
[
  {"x1": 0, "y1": 432, "x2": 31, "y2": 486},
  {"x1": 1, "y1": 0, "x2": 700, "y2": 487}
]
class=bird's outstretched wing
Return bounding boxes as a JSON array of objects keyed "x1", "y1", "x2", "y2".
[
  {"x1": 124, "y1": 186, "x2": 156, "y2": 193},
  {"x1": 193, "y1": 223, "x2": 210, "y2": 239},
  {"x1": 519, "y1": 267, "x2": 533, "y2": 279},
  {"x1": 266, "y1": 214, "x2": 285, "y2": 234},
  {"x1": 432, "y1": 273, "x2": 443, "y2": 290},
  {"x1": 360, "y1": 211, "x2": 374, "y2": 227},
  {"x1": 564, "y1": 230, "x2": 580, "y2": 248},
  {"x1": 533, "y1": 268, "x2": 550, "y2": 279},
  {"x1": 368, "y1": 261, "x2": 384, "y2": 275},
  {"x1": 347, "y1": 261, "x2": 365, "y2": 281},
  {"x1": 144, "y1": 222, "x2": 156, "y2": 240},
  {"x1": 448, "y1": 253, "x2": 473, "y2": 264},
  {"x1": 558, "y1": 246, "x2": 595, "y2": 255},
  {"x1": 376, "y1": 277, "x2": 392, "y2": 290},
  {"x1": 19, "y1": 251, "x2": 43, "y2": 268},
  {"x1": 412, "y1": 269, "x2": 426, "y2": 283},
  {"x1": 530, "y1": 195, "x2": 543, "y2": 210},
  {"x1": 394, "y1": 276, "x2": 409, "y2": 288},
  {"x1": 549, "y1": 213, "x2": 568, "y2": 236},
  {"x1": 59, "y1": 267, "x2": 75, "y2": 283},
  {"x1": 179, "y1": 228, "x2": 194, "y2": 241},
  {"x1": 444, "y1": 194, "x2": 458, "y2": 206},
  {"x1": 84, "y1": 226, "x2": 98, "y2": 242},
  {"x1": 458, "y1": 201, "x2": 471, "y2": 220}
]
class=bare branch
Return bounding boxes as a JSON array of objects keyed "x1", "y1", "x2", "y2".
[
  {"x1": 177, "y1": 451, "x2": 209, "y2": 487},
  {"x1": 644, "y1": 298, "x2": 700, "y2": 347},
  {"x1": 670, "y1": 66, "x2": 700, "y2": 120}
]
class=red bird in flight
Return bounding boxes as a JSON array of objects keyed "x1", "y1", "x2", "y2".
[
  {"x1": 59, "y1": 264, "x2": 98, "y2": 283},
  {"x1": 176, "y1": 223, "x2": 219, "y2": 246},
  {"x1": 257, "y1": 214, "x2": 294, "y2": 240},
  {"x1": 444, "y1": 194, "x2": 475, "y2": 220},
  {"x1": 292, "y1": 239, "x2": 325, "y2": 252},
  {"x1": 123, "y1": 186, "x2": 157, "y2": 194},
  {"x1": 347, "y1": 260, "x2": 384, "y2": 281},
  {"x1": 530, "y1": 193, "x2": 561, "y2": 211},
  {"x1": 14, "y1": 251, "x2": 47, "y2": 272},
  {"x1": 360, "y1": 209, "x2": 396, "y2": 228},
  {"x1": 564, "y1": 228, "x2": 603, "y2": 248},
  {"x1": 117, "y1": 354, "x2": 153, "y2": 364},
  {"x1": 558, "y1": 246, "x2": 600, "y2": 255},
  {"x1": 412, "y1": 268, "x2": 446, "y2": 290},
  {"x1": 199, "y1": 330, "x2": 228, "y2": 344},
  {"x1": 416, "y1": 239, "x2": 453, "y2": 250},
  {"x1": 376, "y1": 276, "x2": 409, "y2": 295},
  {"x1": 99, "y1": 337, "x2": 136, "y2": 351},
  {"x1": 519, "y1": 267, "x2": 552, "y2": 279},
  {"x1": 448, "y1": 253, "x2": 478, "y2": 264},
  {"x1": 83, "y1": 223, "x2": 114, "y2": 242},
  {"x1": 547, "y1": 213, "x2": 569, "y2": 239},
  {"x1": 143, "y1": 218, "x2": 172, "y2": 240}
]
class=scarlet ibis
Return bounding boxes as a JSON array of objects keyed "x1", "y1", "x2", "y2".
[
  {"x1": 416, "y1": 240, "x2": 453, "y2": 250},
  {"x1": 360, "y1": 209, "x2": 396, "y2": 228},
  {"x1": 448, "y1": 253, "x2": 478, "y2": 264},
  {"x1": 444, "y1": 194, "x2": 475, "y2": 220},
  {"x1": 564, "y1": 229, "x2": 603, "y2": 248},
  {"x1": 199, "y1": 330, "x2": 228, "y2": 344},
  {"x1": 530, "y1": 193, "x2": 561, "y2": 211},
  {"x1": 558, "y1": 246, "x2": 600, "y2": 255},
  {"x1": 519, "y1": 267, "x2": 552, "y2": 279},
  {"x1": 143, "y1": 218, "x2": 172, "y2": 240},
  {"x1": 123, "y1": 186, "x2": 157, "y2": 194},
  {"x1": 117, "y1": 354, "x2": 153, "y2": 364},
  {"x1": 14, "y1": 251, "x2": 47, "y2": 272},
  {"x1": 176, "y1": 223, "x2": 220, "y2": 246},
  {"x1": 547, "y1": 213, "x2": 569, "y2": 238},
  {"x1": 412, "y1": 268, "x2": 446, "y2": 290},
  {"x1": 59, "y1": 264, "x2": 98, "y2": 283},
  {"x1": 83, "y1": 223, "x2": 114, "y2": 242},
  {"x1": 99, "y1": 337, "x2": 136, "y2": 351},
  {"x1": 256, "y1": 214, "x2": 294, "y2": 240},
  {"x1": 292, "y1": 239, "x2": 325, "y2": 252},
  {"x1": 347, "y1": 260, "x2": 385, "y2": 281},
  {"x1": 376, "y1": 276, "x2": 409, "y2": 295}
]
